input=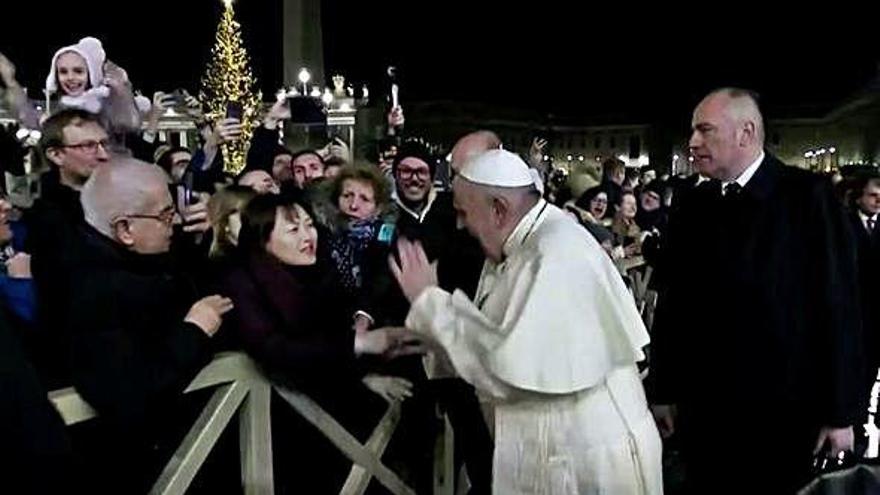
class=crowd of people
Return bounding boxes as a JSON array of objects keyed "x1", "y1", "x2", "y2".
[{"x1": 0, "y1": 36, "x2": 878, "y2": 495}]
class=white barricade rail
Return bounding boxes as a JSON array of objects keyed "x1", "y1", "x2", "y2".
[{"x1": 48, "y1": 352, "x2": 455, "y2": 495}]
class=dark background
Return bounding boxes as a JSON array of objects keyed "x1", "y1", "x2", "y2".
[{"x1": 1, "y1": 1, "x2": 877, "y2": 125}]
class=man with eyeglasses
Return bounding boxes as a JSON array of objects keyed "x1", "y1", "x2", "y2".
[
  {"x1": 40, "y1": 108, "x2": 111, "y2": 192},
  {"x1": 71, "y1": 158, "x2": 233, "y2": 491},
  {"x1": 24, "y1": 108, "x2": 110, "y2": 386}
]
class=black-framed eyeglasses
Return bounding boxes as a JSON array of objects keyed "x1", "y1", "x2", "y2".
[
  {"x1": 397, "y1": 167, "x2": 430, "y2": 180},
  {"x1": 62, "y1": 139, "x2": 110, "y2": 154}
]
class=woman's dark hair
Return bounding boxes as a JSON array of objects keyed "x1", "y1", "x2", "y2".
[
  {"x1": 237, "y1": 189, "x2": 315, "y2": 256},
  {"x1": 575, "y1": 186, "x2": 606, "y2": 211}
]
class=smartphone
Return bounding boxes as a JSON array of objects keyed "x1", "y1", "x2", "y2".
[
  {"x1": 225, "y1": 101, "x2": 243, "y2": 121},
  {"x1": 176, "y1": 170, "x2": 195, "y2": 213}
]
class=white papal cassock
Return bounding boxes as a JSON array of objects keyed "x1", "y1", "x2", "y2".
[{"x1": 405, "y1": 197, "x2": 663, "y2": 495}]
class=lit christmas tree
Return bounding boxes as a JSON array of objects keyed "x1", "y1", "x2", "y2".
[{"x1": 200, "y1": 0, "x2": 262, "y2": 175}]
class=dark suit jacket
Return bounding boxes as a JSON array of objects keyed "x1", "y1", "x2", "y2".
[
  {"x1": 359, "y1": 191, "x2": 484, "y2": 327},
  {"x1": 24, "y1": 171, "x2": 85, "y2": 387},
  {"x1": 67, "y1": 226, "x2": 214, "y2": 492},
  {"x1": 68, "y1": 226, "x2": 213, "y2": 429},
  {"x1": 850, "y1": 210, "x2": 880, "y2": 381},
  {"x1": 650, "y1": 154, "x2": 864, "y2": 442}
]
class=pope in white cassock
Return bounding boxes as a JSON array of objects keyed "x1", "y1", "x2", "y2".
[{"x1": 389, "y1": 149, "x2": 663, "y2": 494}]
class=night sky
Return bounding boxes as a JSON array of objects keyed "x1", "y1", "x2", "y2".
[{"x1": 2, "y1": 2, "x2": 877, "y2": 125}]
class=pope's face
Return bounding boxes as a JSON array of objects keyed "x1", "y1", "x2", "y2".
[{"x1": 452, "y1": 177, "x2": 505, "y2": 263}]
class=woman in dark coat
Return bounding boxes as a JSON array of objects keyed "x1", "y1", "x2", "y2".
[{"x1": 221, "y1": 192, "x2": 422, "y2": 492}]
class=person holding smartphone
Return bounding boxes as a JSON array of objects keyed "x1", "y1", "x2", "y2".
[{"x1": 244, "y1": 98, "x2": 298, "y2": 186}]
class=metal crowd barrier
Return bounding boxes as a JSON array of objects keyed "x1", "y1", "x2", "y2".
[{"x1": 48, "y1": 352, "x2": 456, "y2": 495}]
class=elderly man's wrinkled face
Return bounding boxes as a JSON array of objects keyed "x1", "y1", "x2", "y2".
[
  {"x1": 292, "y1": 154, "x2": 324, "y2": 188},
  {"x1": 55, "y1": 51, "x2": 89, "y2": 97},
  {"x1": 51, "y1": 121, "x2": 110, "y2": 186},
  {"x1": 396, "y1": 157, "x2": 431, "y2": 204},
  {"x1": 452, "y1": 178, "x2": 504, "y2": 263},
  {"x1": 126, "y1": 186, "x2": 176, "y2": 255}
]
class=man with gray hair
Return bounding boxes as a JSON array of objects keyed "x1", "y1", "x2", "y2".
[
  {"x1": 649, "y1": 88, "x2": 863, "y2": 493},
  {"x1": 70, "y1": 158, "x2": 233, "y2": 491},
  {"x1": 390, "y1": 149, "x2": 663, "y2": 494}
]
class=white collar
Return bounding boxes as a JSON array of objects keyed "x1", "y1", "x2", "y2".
[
  {"x1": 396, "y1": 188, "x2": 438, "y2": 223},
  {"x1": 859, "y1": 210, "x2": 878, "y2": 223},
  {"x1": 502, "y1": 198, "x2": 548, "y2": 259},
  {"x1": 723, "y1": 150, "x2": 765, "y2": 190}
]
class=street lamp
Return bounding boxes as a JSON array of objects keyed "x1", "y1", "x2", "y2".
[
  {"x1": 298, "y1": 68, "x2": 311, "y2": 95},
  {"x1": 321, "y1": 88, "x2": 334, "y2": 105}
]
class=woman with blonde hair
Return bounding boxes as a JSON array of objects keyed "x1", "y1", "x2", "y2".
[{"x1": 207, "y1": 185, "x2": 255, "y2": 261}]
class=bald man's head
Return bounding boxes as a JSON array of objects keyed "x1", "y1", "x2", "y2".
[
  {"x1": 707, "y1": 88, "x2": 765, "y2": 144},
  {"x1": 688, "y1": 88, "x2": 765, "y2": 181},
  {"x1": 450, "y1": 130, "x2": 502, "y2": 173},
  {"x1": 82, "y1": 158, "x2": 176, "y2": 253}
]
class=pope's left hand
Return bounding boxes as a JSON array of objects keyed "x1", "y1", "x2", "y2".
[{"x1": 389, "y1": 238, "x2": 438, "y2": 303}]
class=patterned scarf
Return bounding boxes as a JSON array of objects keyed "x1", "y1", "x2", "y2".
[{"x1": 328, "y1": 219, "x2": 381, "y2": 293}]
